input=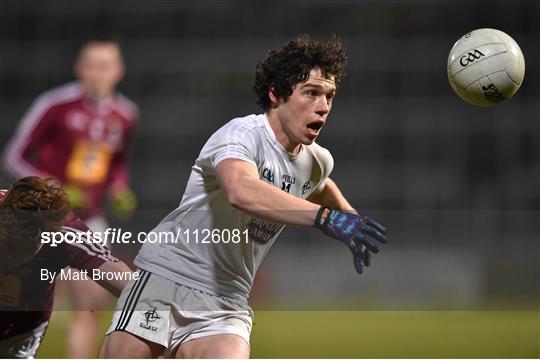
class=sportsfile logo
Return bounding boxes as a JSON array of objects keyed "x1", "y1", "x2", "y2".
[{"x1": 459, "y1": 49, "x2": 485, "y2": 66}]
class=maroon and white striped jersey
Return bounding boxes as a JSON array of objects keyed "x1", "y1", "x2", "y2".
[
  {"x1": 2, "y1": 82, "x2": 138, "y2": 219},
  {"x1": 0, "y1": 190, "x2": 118, "y2": 340}
]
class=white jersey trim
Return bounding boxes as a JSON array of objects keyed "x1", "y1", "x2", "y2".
[{"x1": 62, "y1": 225, "x2": 118, "y2": 262}]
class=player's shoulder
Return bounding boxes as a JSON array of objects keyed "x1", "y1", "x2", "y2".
[
  {"x1": 58, "y1": 213, "x2": 118, "y2": 264},
  {"x1": 113, "y1": 92, "x2": 140, "y2": 122},
  {"x1": 223, "y1": 114, "x2": 266, "y2": 131},
  {"x1": 62, "y1": 211, "x2": 91, "y2": 233},
  {"x1": 34, "y1": 82, "x2": 84, "y2": 108},
  {"x1": 307, "y1": 141, "x2": 333, "y2": 159},
  {"x1": 214, "y1": 113, "x2": 266, "y2": 139},
  {"x1": 306, "y1": 142, "x2": 334, "y2": 173}
]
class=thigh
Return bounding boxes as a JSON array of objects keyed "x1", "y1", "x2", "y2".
[
  {"x1": 99, "y1": 330, "x2": 164, "y2": 358},
  {"x1": 175, "y1": 334, "x2": 249, "y2": 359},
  {"x1": 168, "y1": 286, "x2": 253, "y2": 356}
]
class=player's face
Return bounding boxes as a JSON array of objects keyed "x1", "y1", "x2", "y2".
[
  {"x1": 75, "y1": 44, "x2": 125, "y2": 101},
  {"x1": 274, "y1": 68, "x2": 336, "y2": 153}
]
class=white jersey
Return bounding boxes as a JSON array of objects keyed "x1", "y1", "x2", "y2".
[{"x1": 134, "y1": 114, "x2": 333, "y2": 302}]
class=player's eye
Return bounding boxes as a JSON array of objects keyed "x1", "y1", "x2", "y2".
[{"x1": 325, "y1": 94, "x2": 334, "y2": 104}]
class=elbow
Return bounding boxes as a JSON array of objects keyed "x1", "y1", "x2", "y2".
[
  {"x1": 226, "y1": 188, "x2": 247, "y2": 210},
  {"x1": 224, "y1": 186, "x2": 253, "y2": 211},
  {"x1": 3, "y1": 145, "x2": 26, "y2": 178}
]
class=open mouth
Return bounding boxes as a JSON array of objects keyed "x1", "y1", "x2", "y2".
[{"x1": 307, "y1": 121, "x2": 324, "y2": 133}]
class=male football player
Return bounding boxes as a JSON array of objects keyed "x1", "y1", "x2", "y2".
[
  {"x1": 2, "y1": 40, "x2": 138, "y2": 357},
  {"x1": 0, "y1": 177, "x2": 133, "y2": 358},
  {"x1": 100, "y1": 34, "x2": 387, "y2": 358}
]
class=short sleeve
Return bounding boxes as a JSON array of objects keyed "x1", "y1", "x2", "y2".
[
  {"x1": 63, "y1": 234, "x2": 118, "y2": 271},
  {"x1": 62, "y1": 213, "x2": 118, "y2": 271},
  {"x1": 308, "y1": 143, "x2": 334, "y2": 193},
  {"x1": 199, "y1": 119, "x2": 260, "y2": 170}
]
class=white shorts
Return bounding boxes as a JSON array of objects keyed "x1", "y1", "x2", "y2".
[
  {"x1": 106, "y1": 270, "x2": 252, "y2": 351},
  {"x1": 0, "y1": 321, "x2": 48, "y2": 359}
]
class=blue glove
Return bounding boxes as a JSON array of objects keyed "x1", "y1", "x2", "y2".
[{"x1": 314, "y1": 207, "x2": 387, "y2": 273}]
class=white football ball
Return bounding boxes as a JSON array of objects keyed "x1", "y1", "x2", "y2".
[{"x1": 447, "y1": 28, "x2": 525, "y2": 107}]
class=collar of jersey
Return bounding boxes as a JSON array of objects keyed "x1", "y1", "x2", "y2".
[{"x1": 262, "y1": 113, "x2": 303, "y2": 161}]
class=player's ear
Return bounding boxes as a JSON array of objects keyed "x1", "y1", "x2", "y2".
[{"x1": 268, "y1": 85, "x2": 280, "y2": 108}]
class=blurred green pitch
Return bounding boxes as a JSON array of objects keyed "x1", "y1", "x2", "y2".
[{"x1": 38, "y1": 310, "x2": 538, "y2": 358}]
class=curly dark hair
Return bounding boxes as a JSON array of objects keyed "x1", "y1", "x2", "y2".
[
  {"x1": 253, "y1": 34, "x2": 347, "y2": 111},
  {"x1": 0, "y1": 177, "x2": 70, "y2": 255}
]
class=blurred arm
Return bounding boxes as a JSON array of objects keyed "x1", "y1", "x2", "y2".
[
  {"x1": 106, "y1": 123, "x2": 137, "y2": 217},
  {"x1": 95, "y1": 261, "x2": 133, "y2": 297},
  {"x1": 3, "y1": 97, "x2": 56, "y2": 179},
  {"x1": 106, "y1": 122, "x2": 134, "y2": 194}
]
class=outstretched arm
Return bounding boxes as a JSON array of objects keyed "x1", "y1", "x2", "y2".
[
  {"x1": 217, "y1": 158, "x2": 386, "y2": 273},
  {"x1": 306, "y1": 178, "x2": 355, "y2": 212},
  {"x1": 216, "y1": 158, "x2": 320, "y2": 226}
]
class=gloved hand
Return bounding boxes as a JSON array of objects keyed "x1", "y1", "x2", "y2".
[
  {"x1": 62, "y1": 184, "x2": 90, "y2": 211},
  {"x1": 109, "y1": 187, "x2": 137, "y2": 219},
  {"x1": 314, "y1": 207, "x2": 387, "y2": 273}
]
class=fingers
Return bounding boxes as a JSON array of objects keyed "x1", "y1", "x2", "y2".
[
  {"x1": 363, "y1": 217, "x2": 386, "y2": 234},
  {"x1": 359, "y1": 223, "x2": 387, "y2": 244},
  {"x1": 349, "y1": 215, "x2": 385, "y2": 274},
  {"x1": 355, "y1": 217, "x2": 387, "y2": 247},
  {"x1": 354, "y1": 234, "x2": 379, "y2": 253},
  {"x1": 352, "y1": 251, "x2": 371, "y2": 274},
  {"x1": 353, "y1": 255, "x2": 365, "y2": 274},
  {"x1": 363, "y1": 248, "x2": 371, "y2": 267},
  {"x1": 348, "y1": 240, "x2": 372, "y2": 274}
]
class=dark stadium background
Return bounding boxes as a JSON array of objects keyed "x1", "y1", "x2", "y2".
[{"x1": 0, "y1": 0, "x2": 537, "y2": 357}]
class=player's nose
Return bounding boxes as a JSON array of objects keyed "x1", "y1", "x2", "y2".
[{"x1": 315, "y1": 96, "x2": 330, "y2": 116}]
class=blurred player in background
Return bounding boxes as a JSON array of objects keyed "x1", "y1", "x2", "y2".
[
  {"x1": 2, "y1": 40, "x2": 139, "y2": 358},
  {"x1": 100, "y1": 34, "x2": 387, "y2": 358},
  {"x1": 0, "y1": 177, "x2": 133, "y2": 358}
]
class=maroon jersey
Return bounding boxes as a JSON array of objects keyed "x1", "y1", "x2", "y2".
[
  {"x1": 0, "y1": 191, "x2": 118, "y2": 339},
  {"x1": 3, "y1": 82, "x2": 138, "y2": 219}
]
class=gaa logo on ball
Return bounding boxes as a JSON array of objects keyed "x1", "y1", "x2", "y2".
[{"x1": 447, "y1": 28, "x2": 525, "y2": 107}]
